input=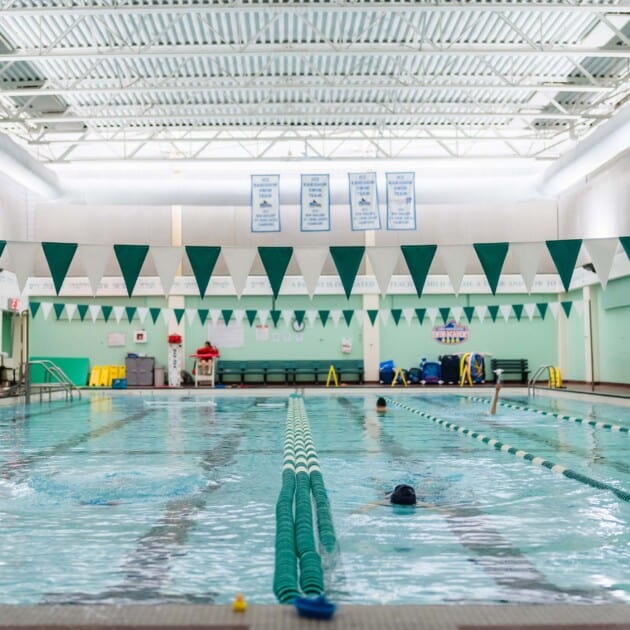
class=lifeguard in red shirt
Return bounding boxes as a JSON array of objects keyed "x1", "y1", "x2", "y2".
[{"x1": 194, "y1": 341, "x2": 220, "y2": 375}]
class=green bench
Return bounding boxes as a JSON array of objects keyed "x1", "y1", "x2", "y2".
[{"x1": 216, "y1": 359, "x2": 364, "y2": 385}]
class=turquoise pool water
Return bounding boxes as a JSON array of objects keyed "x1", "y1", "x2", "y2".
[{"x1": 0, "y1": 390, "x2": 628, "y2": 605}]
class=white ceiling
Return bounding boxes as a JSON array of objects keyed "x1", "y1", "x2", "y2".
[{"x1": 0, "y1": 0, "x2": 628, "y2": 171}]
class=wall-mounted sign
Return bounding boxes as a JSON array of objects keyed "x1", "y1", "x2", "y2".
[{"x1": 432, "y1": 320, "x2": 469, "y2": 344}]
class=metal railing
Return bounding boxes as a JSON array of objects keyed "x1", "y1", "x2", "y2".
[
  {"x1": 25, "y1": 360, "x2": 82, "y2": 403},
  {"x1": 527, "y1": 364, "x2": 555, "y2": 397}
]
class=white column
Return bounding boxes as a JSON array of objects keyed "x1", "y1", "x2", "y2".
[
  {"x1": 583, "y1": 285, "x2": 599, "y2": 385},
  {"x1": 363, "y1": 231, "x2": 380, "y2": 382}
]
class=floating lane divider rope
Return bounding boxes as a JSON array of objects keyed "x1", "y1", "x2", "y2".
[
  {"x1": 466, "y1": 395, "x2": 629, "y2": 434},
  {"x1": 386, "y1": 397, "x2": 630, "y2": 503}
]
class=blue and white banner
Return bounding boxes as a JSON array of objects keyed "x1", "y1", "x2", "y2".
[
  {"x1": 386, "y1": 172, "x2": 416, "y2": 230},
  {"x1": 251, "y1": 174, "x2": 280, "y2": 232},
  {"x1": 348, "y1": 172, "x2": 381, "y2": 231},
  {"x1": 300, "y1": 174, "x2": 330, "y2": 232}
]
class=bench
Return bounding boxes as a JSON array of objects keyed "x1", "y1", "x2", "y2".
[
  {"x1": 490, "y1": 358, "x2": 529, "y2": 384},
  {"x1": 216, "y1": 359, "x2": 364, "y2": 385}
]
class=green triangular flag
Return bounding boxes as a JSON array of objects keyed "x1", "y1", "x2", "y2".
[
  {"x1": 512, "y1": 304, "x2": 524, "y2": 321},
  {"x1": 545, "y1": 239, "x2": 582, "y2": 292},
  {"x1": 53, "y1": 303, "x2": 65, "y2": 320},
  {"x1": 415, "y1": 308, "x2": 426, "y2": 325},
  {"x1": 0, "y1": 240, "x2": 5, "y2": 258},
  {"x1": 42, "y1": 242, "x2": 78, "y2": 295},
  {"x1": 245, "y1": 310, "x2": 257, "y2": 326},
  {"x1": 125, "y1": 306, "x2": 137, "y2": 323},
  {"x1": 270, "y1": 309, "x2": 282, "y2": 327},
  {"x1": 488, "y1": 304, "x2": 499, "y2": 322},
  {"x1": 401, "y1": 244, "x2": 437, "y2": 298},
  {"x1": 149, "y1": 307, "x2": 161, "y2": 324},
  {"x1": 174, "y1": 308, "x2": 185, "y2": 324},
  {"x1": 391, "y1": 308, "x2": 402, "y2": 326},
  {"x1": 222, "y1": 309, "x2": 233, "y2": 326},
  {"x1": 258, "y1": 247, "x2": 293, "y2": 300},
  {"x1": 294, "y1": 310, "x2": 305, "y2": 326},
  {"x1": 620, "y1": 236, "x2": 630, "y2": 260},
  {"x1": 439, "y1": 307, "x2": 450, "y2": 324},
  {"x1": 463, "y1": 306, "x2": 475, "y2": 323},
  {"x1": 114, "y1": 244, "x2": 149, "y2": 297},
  {"x1": 329, "y1": 246, "x2": 365, "y2": 299},
  {"x1": 342, "y1": 309, "x2": 354, "y2": 326},
  {"x1": 561, "y1": 301, "x2": 573, "y2": 318},
  {"x1": 185, "y1": 246, "x2": 221, "y2": 298},
  {"x1": 536, "y1": 302, "x2": 548, "y2": 320},
  {"x1": 318, "y1": 310, "x2": 330, "y2": 327},
  {"x1": 101, "y1": 305, "x2": 113, "y2": 322},
  {"x1": 367, "y1": 309, "x2": 379, "y2": 326},
  {"x1": 77, "y1": 304, "x2": 89, "y2": 322},
  {"x1": 30, "y1": 301, "x2": 41, "y2": 318},
  {"x1": 473, "y1": 242, "x2": 509, "y2": 295},
  {"x1": 198, "y1": 308, "x2": 209, "y2": 325}
]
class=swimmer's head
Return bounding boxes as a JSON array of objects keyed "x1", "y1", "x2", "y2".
[
  {"x1": 376, "y1": 396, "x2": 387, "y2": 410},
  {"x1": 390, "y1": 484, "x2": 416, "y2": 506}
]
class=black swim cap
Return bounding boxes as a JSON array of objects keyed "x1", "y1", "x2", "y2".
[
  {"x1": 390, "y1": 484, "x2": 416, "y2": 506},
  {"x1": 376, "y1": 397, "x2": 387, "y2": 407}
]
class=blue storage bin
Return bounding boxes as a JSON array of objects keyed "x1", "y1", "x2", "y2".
[{"x1": 112, "y1": 378, "x2": 127, "y2": 389}]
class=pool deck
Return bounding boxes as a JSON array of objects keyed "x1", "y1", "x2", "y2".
[{"x1": 0, "y1": 603, "x2": 629, "y2": 630}]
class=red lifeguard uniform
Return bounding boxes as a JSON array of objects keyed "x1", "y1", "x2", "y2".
[{"x1": 191, "y1": 342, "x2": 220, "y2": 376}]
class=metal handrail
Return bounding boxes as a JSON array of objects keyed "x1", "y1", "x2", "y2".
[
  {"x1": 27, "y1": 360, "x2": 82, "y2": 402},
  {"x1": 527, "y1": 364, "x2": 554, "y2": 397}
]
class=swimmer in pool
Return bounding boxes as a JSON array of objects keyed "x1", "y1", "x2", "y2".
[
  {"x1": 376, "y1": 396, "x2": 387, "y2": 412},
  {"x1": 355, "y1": 484, "x2": 433, "y2": 513}
]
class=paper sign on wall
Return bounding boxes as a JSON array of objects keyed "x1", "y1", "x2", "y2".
[
  {"x1": 300, "y1": 174, "x2": 331, "y2": 232},
  {"x1": 348, "y1": 172, "x2": 380, "y2": 231},
  {"x1": 386, "y1": 172, "x2": 416, "y2": 230},
  {"x1": 251, "y1": 174, "x2": 280, "y2": 232}
]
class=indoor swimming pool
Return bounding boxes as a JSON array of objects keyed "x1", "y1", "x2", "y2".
[{"x1": 0, "y1": 390, "x2": 628, "y2": 606}]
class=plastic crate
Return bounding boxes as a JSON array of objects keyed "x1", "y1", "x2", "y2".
[{"x1": 112, "y1": 378, "x2": 127, "y2": 389}]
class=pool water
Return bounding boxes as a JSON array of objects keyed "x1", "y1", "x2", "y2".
[{"x1": 0, "y1": 390, "x2": 628, "y2": 605}]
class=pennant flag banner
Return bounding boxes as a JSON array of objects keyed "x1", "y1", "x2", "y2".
[
  {"x1": 583, "y1": 238, "x2": 618, "y2": 289},
  {"x1": 150, "y1": 246, "x2": 183, "y2": 296},
  {"x1": 391, "y1": 308, "x2": 402, "y2": 326},
  {"x1": 487, "y1": 304, "x2": 499, "y2": 322},
  {"x1": 53, "y1": 303, "x2": 65, "y2": 320},
  {"x1": 474, "y1": 242, "x2": 509, "y2": 295},
  {"x1": 367, "y1": 309, "x2": 379, "y2": 326},
  {"x1": 245, "y1": 310, "x2": 257, "y2": 326},
  {"x1": 300, "y1": 174, "x2": 331, "y2": 232},
  {"x1": 0, "y1": 240, "x2": 5, "y2": 259},
  {"x1": 77, "y1": 303, "x2": 89, "y2": 322},
  {"x1": 174, "y1": 308, "x2": 185, "y2": 324},
  {"x1": 463, "y1": 306, "x2": 475, "y2": 323},
  {"x1": 386, "y1": 172, "x2": 416, "y2": 230},
  {"x1": 620, "y1": 236, "x2": 630, "y2": 260},
  {"x1": 415, "y1": 308, "x2": 426, "y2": 325},
  {"x1": 113, "y1": 244, "x2": 149, "y2": 297},
  {"x1": 512, "y1": 304, "x2": 524, "y2": 321},
  {"x1": 401, "y1": 244, "x2": 437, "y2": 298},
  {"x1": 294, "y1": 247, "x2": 328, "y2": 298},
  {"x1": 150, "y1": 307, "x2": 161, "y2": 324},
  {"x1": 294, "y1": 310, "x2": 305, "y2": 326},
  {"x1": 79, "y1": 244, "x2": 111, "y2": 296},
  {"x1": 510, "y1": 242, "x2": 544, "y2": 295},
  {"x1": 342, "y1": 309, "x2": 354, "y2": 326},
  {"x1": 329, "y1": 246, "x2": 365, "y2": 299},
  {"x1": 439, "y1": 307, "x2": 450, "y2": 324},
  {"x1": 258, "y1": 246, "x2": 293, "y2": 299},
  {"x1": 30, "y1": 301, "x2": 41, "y2": 318},
  {"x1": 125, "y1": 306, "x2": 137, "y2": 323},
  {"x1": 318, "y1": 310, "x2": 330, "y2": 327},
  {"x1": 251, "y1": 174, "x2": 280, "y2": 232},
  {"x1": 222, "y1": 247, "x2": 256, "y2": 298},
  {"x1": 366, "y1": 246, "x2": 399, "y2": 297},
  {"x1": 270, "y1": 309, "x2": 282, "y2": 327},
  {"x1": 439, "y1": 245, "x2": 469, "y2": 296},
  {"x1": 546, "y1": 239, "x2": 582, "y2": 292},
  {"x1": 348, "y1": 172, "x2": 380, "y2": 231},
  {"x1": 8, "y1": 241, "x2": 39, "y2": 293},
  {"x1": 42, "y1": 242, "x2": 78, "y2": 295},
  {"x1": 185, "y1": 246, "x2": 221, "y2": 298},
  {"x1": 102, "y1": 305, "x2": 113, "y2": 322},
  {"x1": 222, "y1": 309, "x2": 233, "y2": 326}
]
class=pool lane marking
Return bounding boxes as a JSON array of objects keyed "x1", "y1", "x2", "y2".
[
  {"x1": 466, "y1": 395, "x2": 629, "y2": 434},
  {"x1": 385, "y1": 398, "x2": 630, "y2": 503}
]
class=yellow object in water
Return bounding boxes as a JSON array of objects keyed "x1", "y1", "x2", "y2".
[{"x1": 232, "y1": 593, "x2": 247, "y2": 613}]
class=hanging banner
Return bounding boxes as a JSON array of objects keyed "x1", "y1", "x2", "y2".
[
  {"x1": 300, "y1": 174, "x2": 330, "y2": 232},
  {"x1": 348, "y1": 172, "x2": 380, "y2": 231},
  {"x1": 386, "y1": 172, "x2": 416, "y2": 230},
  {"x1": 251, "y1": 174, "x2": 280, "y2": 232}
]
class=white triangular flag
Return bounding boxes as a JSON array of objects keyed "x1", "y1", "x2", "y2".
[
  {"x1": 294, "y1": 247, "x2": 329, "y2": 298},
  {"x1": 378, "y1": 309, "x2": 390, "y2": 326},
  {"x1": 475, "y1": 305, "x2": 487, "y2": 323},
  {"x1": 41, "y1": 302, "x2": 53, "y2": 320},
  {"x1": 89, "y1": 304, "x2": 101, "y2": 323},
  {"x1": 524, "y1": 303, "x2": 536, "y2": 321},
  {"x1": 210, "y1": 309, "x2": 221, "y2": 325},
  {"x1": 151, "y1": 246, "x2": 183, "y2": 296},
  {"x1": 233, "y1": 309, "x2": 245, "y2": 324},
  {"x1": 355, "y1": 310, "x2": 364, "y2": 328},
  {"x1": 65, "y1": 303, "x2": 77, "y2": 321},
  {"x1": 426, "y1": 307, "x2": 438, "y2": 325},
  {"x1": 161, "y1": 308, "x2": 170, "y2": 325},
  {"x1": 281, "y1": 310, "x2": 293, "y2": 327},
  {"x1": 258, "y1": 309, "x2": 270, "y2": 326},
  {"x1": 403, "y1": 308, "x2": 414, "y2": 326},
  {"x1": 331, "y1": 310, "x2": 342, "y2": 327},
  {"x1": 137, "y1": 307, "x2": 149, "y2": 324},
  {"x1": 573, "y1": 300, "x2": 585, "y2": 317},
  {"x1": 113, "y1": 305, "x2": 124, "y2": 324},
  {"x1": 583, "y1": 237, "x2": 618, "y2": 289},
  {"x1": 450, "y1": 306, "x2": 463, "y2": 323},
  {"x1": 222, "y1": 247, "x2": 256, "y2": 297},
  {"x1": 499, "y1": 304, "x2": 512, "y2": 322},
  {"x1": 438, "y1": 245, "x2": 469, "y2": 296},
  {"x1": 366, "y1": 246, "x2": 399, "y2": 296},
  {"x1": 185, "y1": 309, "x2": 196, "y2": 325},
  {"x1": 7, "y1": 241, "x2": 39, "y2": 293},
  {"x1": 306, "y1": 310, "x2": 317, "y2": 327},
  {"x1": 549, "y1": 302, "x2": 560, "y2": 320},
  {"x1": 78, "y1": 244, "x2": 112, "y2": 296},
  {"x1": 510, "y1": 242, "x2": 544, "y2": 294}
]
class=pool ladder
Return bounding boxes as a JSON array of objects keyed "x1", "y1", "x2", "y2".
[
  {"x1": 25, "y1": 360, "x2": 82, "y2": 403},
  {"x1": 528, "y1": 364, "x2": 561, "y2": 398}
]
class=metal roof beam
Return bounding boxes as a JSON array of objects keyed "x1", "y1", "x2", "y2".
[{"x1": 1, "y1": 43, "x2": 628, "y2": 62}]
